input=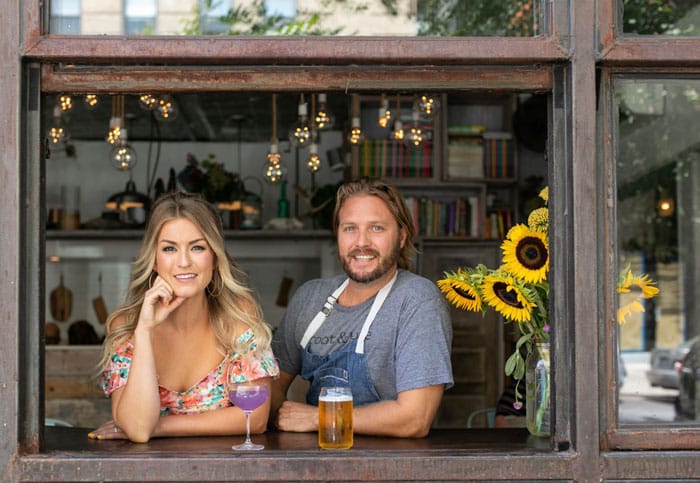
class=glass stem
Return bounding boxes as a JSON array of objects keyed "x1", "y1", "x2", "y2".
[{"x1": 244, "y1": 411, "x2": 252, "y2": 444}]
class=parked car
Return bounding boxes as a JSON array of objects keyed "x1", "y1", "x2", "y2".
[
  {"x1": 678, "y1": 337, "x2": 700, "y2": 418},
  {"x1": 646, "y1": 337, "x2": 698, "y2": 390}
]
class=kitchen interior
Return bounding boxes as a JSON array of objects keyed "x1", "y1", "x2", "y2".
[{"x1": 42, "y1": 89, "x2": 548, "y2": 429}]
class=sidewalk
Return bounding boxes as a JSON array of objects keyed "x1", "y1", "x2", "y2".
[{"x1": 620, "y1": 351, "x2": 678, "y2": 397}]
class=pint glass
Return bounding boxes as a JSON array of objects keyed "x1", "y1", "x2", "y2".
[{"x1": 318, "y1": 386, "x2": 353, "y2": 449}]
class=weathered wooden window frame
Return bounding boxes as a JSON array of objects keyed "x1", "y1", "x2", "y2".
[
  {"x1": 597, "y1": 0, "x2": 700, "y2": 456},
  {"x1": 1, "y1": 0, "x2": 699, "y2": 481}
]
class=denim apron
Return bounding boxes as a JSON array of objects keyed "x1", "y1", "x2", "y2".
[{"x1": 299, "y1": 272, "x2": 398, "y2": 407}]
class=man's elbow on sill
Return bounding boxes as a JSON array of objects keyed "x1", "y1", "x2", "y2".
[{"x1": 379, "y1": 419, "x2": 432, "y2": 438}]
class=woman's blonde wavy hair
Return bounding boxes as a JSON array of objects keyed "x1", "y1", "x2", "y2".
[{"x1": 98, "y1": 190, "x2": 272, "y2": 373}]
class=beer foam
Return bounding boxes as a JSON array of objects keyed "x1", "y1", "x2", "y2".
[{"x1": 319, "y1": 394, "x2": 353, "y2": 402}]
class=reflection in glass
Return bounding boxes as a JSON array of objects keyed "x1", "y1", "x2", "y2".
[
  {"x1": 622, "y1": 0, "x2": 700, "y2": 36},
  {"x1": 616, "y1": 78, "x2": 700, "y2": 425},
  {"x1": 49, "y1": 0, "x2": 540, "y2": 37},
  {"x1": 125, "y1": 0, "x2": 157, "y2": 35},
  {"x1": 49, "y1": 0, "x2": 81, "y2": 34}
]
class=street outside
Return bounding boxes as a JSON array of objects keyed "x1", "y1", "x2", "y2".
[{"x1": 619, "y1": 352, "x2": 687, "y2": 424}]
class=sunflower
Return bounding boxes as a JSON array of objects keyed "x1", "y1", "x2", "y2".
[
  {"x1": 539, "y1": 186, "x2": 549, "y2": 203},
  {"x1": 617, "y1": 270, "x2": 660, "y2": 299},
  {"x1": 617, "y1": 299, "x2": 645, "y2": 325},
  {"x1": 527, "y1": 207, "x2": 549, "y2": 233},
  {"x1": 437, "y1": 270, "x2": 483, "y2": 312},
  {"x1": 481, "y1": 273, "x2": 535, "y2": 322},
  {"x1": 616, "y1": 269, "x2": 659, "y2": 324},
  {"x1": 501, "y1": 224, "x2": 549, "y2": 284}
]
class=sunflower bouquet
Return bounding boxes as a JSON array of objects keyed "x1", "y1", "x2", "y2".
[{"x1": 438, "y1": 187, "x2": 659, "y2": 409}]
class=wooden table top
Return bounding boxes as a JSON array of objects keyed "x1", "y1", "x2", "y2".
[{"x1": 43, "y1": 426, "x2": 551, "y2": 455}]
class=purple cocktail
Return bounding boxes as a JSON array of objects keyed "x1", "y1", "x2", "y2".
[
  {"x1": 229, "y1": 385, "x2": 269, "y2": 411},
  {"x1": 228, "y1": 381, "x2": 269, "y2": 451}
]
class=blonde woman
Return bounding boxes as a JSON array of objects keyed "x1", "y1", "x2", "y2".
[{"x1": 89, "y1": 191, "x2": 278, "y2": 443}]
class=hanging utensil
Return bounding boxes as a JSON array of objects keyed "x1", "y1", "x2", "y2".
[
  {"x1": 50, "y1": 273, "x2": 72, "y2": 322},
  {"x1": 92, "y1": 273, "x2": 108, "y2": 324}
]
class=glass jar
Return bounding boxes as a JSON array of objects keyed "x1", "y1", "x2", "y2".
[{"x1": 526, "y1": 341, "x2": 551, "y2": 437}]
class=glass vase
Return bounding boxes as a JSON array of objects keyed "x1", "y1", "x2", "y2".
[{"x1": 526, "y1": 341, "x2": 551, "y2": 437}]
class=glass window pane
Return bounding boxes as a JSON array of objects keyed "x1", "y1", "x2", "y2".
[
  {"x1": 51, "y1": 0, "x2": 80, "y2": 16},
  {"x1": 622, "y1": 0, "x2": 700, "y2": 36},
  {"x1": 616, "y1": 78, "x2": 700, "y2": 426},
  {"x1": 265, "y1": 0, "x2": 296, "y2": 18},
  {"x1": 125, "y1": 0, "x2": 157, "y2": 18},
  {"x1": 49, "y1": 0, "x2": 542, "y2": 36},
  {"x1": 49, "y1": 0, "x2": 80, "y2": 34}
]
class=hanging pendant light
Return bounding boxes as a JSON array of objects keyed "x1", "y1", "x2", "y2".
[
  {"x1": 406, "y1": 99, "x2": 425, "y2": 149},
  {"x1": 306, "y1": 94, "x2": 322, "y2": 172},
  {"x1": 391, "y1": 94, "x2": 404, "y2": 141},
  {"x1": 263, "y1": 93, "x2": 286, "y2": 184},
  {"x1": 314, "y1": 93, "x2": 335, "y2": 131},
  {"x1": 106, "y1": 94, "x2": 124, "y2": 145},
  {"x1": 378, "y1": 93, "x2": 392, "y2": 128},
  {"x1": 48, "y1": 105, "x2": 66, "y2": 145},
  {"x1": 418, "y1": 94, "x2": 440, "y2": 118},
  {"x1": 289, "y1": 93, "x2": 312, "y2": 147}
]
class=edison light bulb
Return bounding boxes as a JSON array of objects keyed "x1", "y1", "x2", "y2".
[
  {"x1": 314, "y1": 93, "x2": 334, "y2": 131},
  {"x1": 106, "y1": 116, "x2": 122, "y2": 145},
  {"x1": 378, "y1": 97, "x2": 392, "y2": 128},
  {"x1": 307, "y1": 143, "x2": 321, "y2": 172},
  {"x1": 139, "y1": 94, "x2": 157, "y2": 110},
  {"x1": 49, "y1": 105, "x2": 66, "y2": 144},
  {"x1": 110, "y1": 129, "x2": 137, "y2": 171},
  {"x1": 48, "y1": 126, "x2": 65, "y2": 144},
  {"x1": 83, "y1": 94, "x2": 99, "y2": 110},
  {"x1": 58, "y1": 95, "x2": 73, "y2": 112},
  {"x1": 349, "y1": 116, "x2": 363, "y2": 145},
  {"x1": 418, "y1": 95, "x2": 439, "y2": 118},
  {"x1": 392, "y1": 120, "x2": 404, "y2": 141},
  {"x1": 263, "y1": 143, "x2": 286, "y2": 184},
  {"x1": 289, "y1": 101, "x2": 312, "y2": 147},
  {"x1": 155, "y1": 95, "x2": 177, "y2": 121},
  {"x1": 406, "y1": 109, "x2": 425, "y2": 148}
]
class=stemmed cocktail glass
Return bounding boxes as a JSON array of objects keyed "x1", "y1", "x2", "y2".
[{"x1": 227, "y1": 375, "x2": 269, "y2": 451}]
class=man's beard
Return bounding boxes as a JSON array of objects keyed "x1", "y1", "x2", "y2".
[{"x1": 340, "y1": 240, "x2": 401, "y2": 284}]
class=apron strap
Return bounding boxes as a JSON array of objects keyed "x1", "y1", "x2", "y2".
[
  {"x1": 300, "y1": 279, "x2": 349, "y2": 348},
  {"x1": 355, "y1": 271, "x2": 398, "y2": 355}
]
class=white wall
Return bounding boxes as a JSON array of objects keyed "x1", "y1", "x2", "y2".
[{"x1": 45, "y1": 135, "x2": 346, "y2": 344}]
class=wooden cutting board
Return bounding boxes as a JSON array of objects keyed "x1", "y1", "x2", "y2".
[
  {"x1": 50, "y1": 274, "x2": 72, "y2": 322},
  {"x1": 92, "y1": 273, "x2": 108, "y2": 324}
]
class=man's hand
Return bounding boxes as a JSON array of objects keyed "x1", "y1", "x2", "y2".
[{"x1": 276, "y1": 400, "x2": 319, "y2": 432}]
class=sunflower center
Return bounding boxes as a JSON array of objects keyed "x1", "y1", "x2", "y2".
[
  {"x1": 516, "y1": 236, "x2": 548, "y2": 270},
  {"x1": 493, "y1": 282, "x2": 524, "y2": 308},
  {"x1": 452, "y1": 284, "x2": 476, "y2": 300}
]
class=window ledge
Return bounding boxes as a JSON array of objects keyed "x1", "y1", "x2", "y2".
[{"x1": 17, "y1": 427, "x2": 574, "y2": 481}]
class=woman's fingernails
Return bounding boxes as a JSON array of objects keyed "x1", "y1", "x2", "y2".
[
  {"x1": 97, "y1": 434, "x2": 103, "y2": 440},
  {"x1": 87, "y1": 432, "x2": 95, "y2": 438}
]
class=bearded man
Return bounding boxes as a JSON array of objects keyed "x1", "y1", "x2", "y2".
[{"x1": 271, "y1": 177, "x2": 453, "y2": 438}]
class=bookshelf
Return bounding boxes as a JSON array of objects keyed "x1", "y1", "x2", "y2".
[{"x1": 351, "y1": 93, "x2": 520, "y2": 243}]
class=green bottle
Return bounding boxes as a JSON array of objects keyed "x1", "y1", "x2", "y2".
[{"x1": 278, "y1": 181, "x2": 290, "y2": 218}]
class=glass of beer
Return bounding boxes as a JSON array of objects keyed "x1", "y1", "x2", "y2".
[{"x1": 318, "y1": 386, "x2": 353, "y2": 450}]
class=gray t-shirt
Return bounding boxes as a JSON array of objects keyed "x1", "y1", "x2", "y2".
[{"x1": 272, "y1": 269, "x2": 454, "y2": 401}]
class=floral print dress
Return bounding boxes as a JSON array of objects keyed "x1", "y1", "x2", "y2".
[{"x1": 101, "y1": 329, "x2": 279, "y2": 416}]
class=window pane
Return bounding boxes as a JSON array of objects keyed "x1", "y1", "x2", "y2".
[
  {"x1": 49, "y1": 0, "x2": 542, "y2": 36},
  {"x1": 125, "y1": 0, "x2": 156, "y2": 18},
  {"x1": 622, "y1": 0, "x2": 700, "y2": 36},
  {"x1": 125, "y1": 0, "x2": 156, "y2": 35},
  {"x1": 51, "y1": 0, "x2": 80, "y2": 16},
  {"x1": 616, "y1": 78, "x2": 700, "y2": 426},
  {"x1": 266, "y1": 0, "x2": 295, "y2": 18},
  {"x1": 49, "y1": 0, "x2": 80, "y2": 34}
]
